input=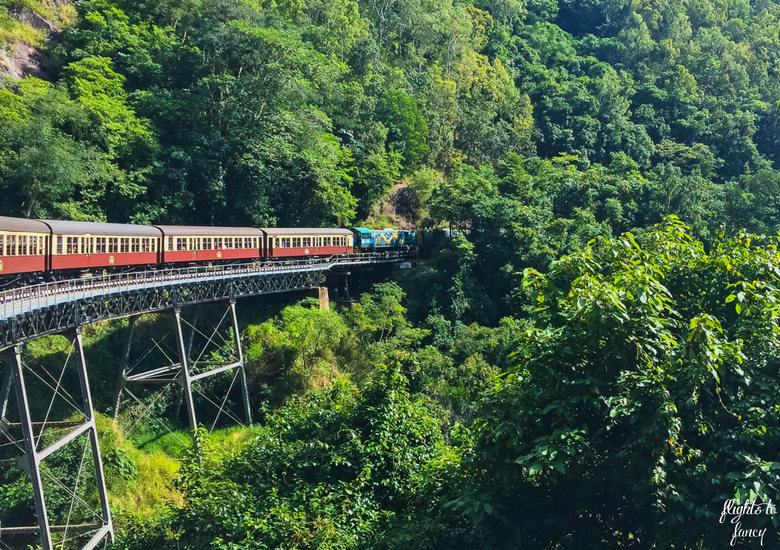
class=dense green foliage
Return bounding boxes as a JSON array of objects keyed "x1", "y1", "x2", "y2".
[
  {"x1": 1, "y1": 0, "x2": 780, "y2": 228},
  {"x1": 5, "y1": 0, "x2": 780, "y2": 547},
  {"x1": 106, "y1": 220, "x2": 780, "y2": 549}
]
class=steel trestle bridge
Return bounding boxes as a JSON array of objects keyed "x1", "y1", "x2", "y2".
[{"x1": 0, "y1": 251, "x2": 412, "y2": 550}]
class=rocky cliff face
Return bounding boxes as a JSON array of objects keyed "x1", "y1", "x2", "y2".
[
  {"x1": 0, "y1": 40, "x2": 48, "y2": 79},
  {"x1": 0, "y1": 1, "x2": 67, "y2": 80}
]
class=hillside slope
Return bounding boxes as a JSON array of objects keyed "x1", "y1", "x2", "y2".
[{"x1": 0, "y1": 0, "x2": 73, "y2": 78}]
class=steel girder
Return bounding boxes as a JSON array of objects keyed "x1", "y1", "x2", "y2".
[{"x1": 0, "y1": 269, "x2": 325, "y2": 349}]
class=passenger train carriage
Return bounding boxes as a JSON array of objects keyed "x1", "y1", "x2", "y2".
[
  {"x1": 44, "y1": 220, "x2": 161, "y2": 273},
  {"x1": 157, "y1": 226, "x2": 263, "y2": 264},
  {"x1": 0, "y1": 216, "x2": 402, "y2": 286},
  {"x1": 264, "y1": 228, "x2": 353, "y2": 258},
  {"x1": 0, "y1": 217, "x2": 49, "y2": 277}
]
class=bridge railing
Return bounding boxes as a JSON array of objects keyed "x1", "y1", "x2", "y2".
[{"x1": 0, "y1": 251, "x2": 413, "y2": 321}]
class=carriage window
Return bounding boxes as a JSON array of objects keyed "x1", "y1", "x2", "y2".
[
  {"x1": 324, "y1": 237, "x2": 331, "y2": 247},
  {"x1": 120, "y1": 238, "x2": 129, "y2": 253},
  {"x1": 152, "y1": 239, "x2": 157, "y2": 253},
  {"x1": 30, "y1": 236, "x2": 36, "y2": 255},
  {"x1": 215, "y1": 238, "x2": 223, "y2": 249},
  {"x1": 176, "y1": 238, "x2": 186, "y2": 251},
  {"x1": 292, "y1": 237, "x2": 301, "y2": 247},
  {"x1": 66, "y1": 237, "x2": 76, "y2": 254},
  {"x1": 96, "y1": 237, "x2": 106, "y2": 254},
  {"x1": 131, "y1": 238, "x2": 140, "y2": 253},
  {"x1": 109, "y1": 238, "x2": 118, "y2": 253},
  {"x1": 203, "y1": 238, "x2": 212, "y2": 250},
  {"x1": 303, "y1": 237, "x2": 311, "y2": 247},
  {"x1": 226, "y1": 238, "x2": 233, "y2": 249},
  {"x1": 57, "y1": 236, "x2": 63, "y2": 255},
  {"x1": 19, "y1": 235, "x2": 27, "y2": 255},
  {"x1": 0, "y1": 235, "x2": 4, "y2": 256},
  {"x1": 89, "y1": 238, "x2": 95, "y2": 254},
  {"x1": 141, "y1": 238, "x2": 150, "y2": 252},
  {"x1": 274, "y1": 238, "x2": 280, "y2": 248}
]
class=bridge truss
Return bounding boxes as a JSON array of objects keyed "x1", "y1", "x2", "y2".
[{"x1": 0, "y1": 252, "x2": 412, "y2": 549}]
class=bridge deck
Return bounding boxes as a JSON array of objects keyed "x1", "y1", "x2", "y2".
[{"x1": 0, "y1": 252, "x2": 412, "y2": 348}]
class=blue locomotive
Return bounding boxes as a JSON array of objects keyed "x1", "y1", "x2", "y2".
[{"x1": 350, "y1": 228, "x2": 419, "y2": 250}]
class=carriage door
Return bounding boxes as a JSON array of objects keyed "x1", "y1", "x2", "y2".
[{"x1": 84, "y1": 234, "x2": 93, "y2": 268}]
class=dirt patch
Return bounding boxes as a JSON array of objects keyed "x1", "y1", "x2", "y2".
[{"x1": 365, "y1": 182, "x2": 418, "y2": 229}]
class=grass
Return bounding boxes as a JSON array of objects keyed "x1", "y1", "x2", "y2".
[
  {"x1": 0, "y1": 0, "x2": 77, "y2": 52},
  {"x1": 0, "y1": 0, "x2": 58, "y2": 25},
  {"x1": 95, "y1": 414, "x2": 185, "y2": 523},
  {"x1": 0, "y1": 11, "x2": 45, "y2": 49},
  {"x1": 129, "y1": 424, "x2": 193, "y2": 458},
  {"x1": 96, "y1": 417, "x2": 266, "y2": 526},
  {"x1": 208, "y1": 423, "x2": 266, "y2": 454}
]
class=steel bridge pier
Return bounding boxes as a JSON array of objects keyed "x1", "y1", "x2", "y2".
[
  {"x1": 0, "y1": 330, "x2": 114, "y2": 550},
  {"x1": 113, "y1": 299, "x2": 252, "y2": 451},
  {"x1": 173, "y1": 299, "x2": 252, "y2": 435}
]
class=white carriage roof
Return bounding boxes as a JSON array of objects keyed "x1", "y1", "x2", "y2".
[
  {"x1": 154, "y1": 226, "x2": 265, "y2": 237},
  {"x1": 0, "y1": 216, "x2": 51, "y2": 233},
  {"x1": 261, "y1": 228, "x2": 352, "y2": 236},
  {"x1": 40, "y1": 220, "x2": 162, "y2": 237}
]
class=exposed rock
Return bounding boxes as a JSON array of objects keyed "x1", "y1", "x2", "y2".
[
  {"x1": 8, "y1": 4, "x2": 59, "y2": 35},
  {"x1": 0, "y1": 42, "x2": 48, "y2": 80},
  {"x1": 0, "y1": 3, "x2": 63, "y2": 80}
]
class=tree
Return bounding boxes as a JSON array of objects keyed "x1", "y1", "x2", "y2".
[
  {"x1": 456, "y1": 217, "x2": 780, "y2": 548},
  {"x1": 114, "y1": 366, "x2": 454, "y2": 550},
  {"x1": 352, "y1": 150, "x2": 403, "y2": 218},
  {"x1": 376, "y1": 89, "x2": 430, "y2": 170}
]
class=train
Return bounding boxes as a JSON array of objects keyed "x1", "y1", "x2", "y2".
[
  {"x1": 351, "y1": 227, "x2": 418, "y2": 249},
  {"x1": 0, "y1": 217, "x2": 419, "y2": 285}
]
